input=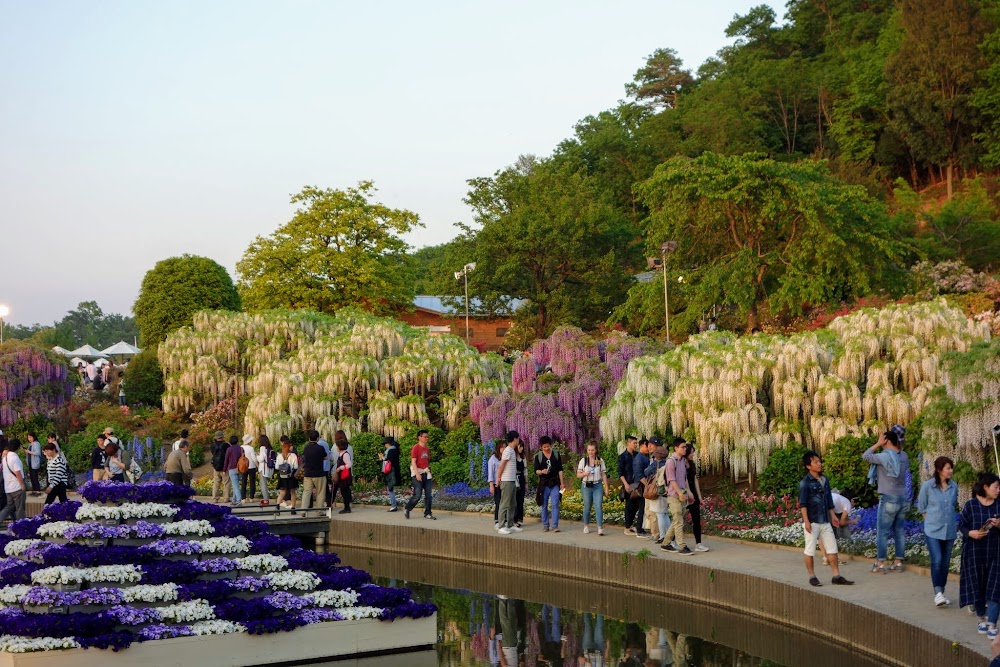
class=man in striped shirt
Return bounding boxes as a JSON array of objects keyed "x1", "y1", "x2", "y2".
[{"x1": 42, "y1": 444, "x2": 69, "y2": 504}]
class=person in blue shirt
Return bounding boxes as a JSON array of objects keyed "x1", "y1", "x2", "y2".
[
  {"x1": 798, "y1": 450, "x2": 854, "y2": 587},
  {"x1": 917, "y1": 456, "x2": 959, "y2": 607}
]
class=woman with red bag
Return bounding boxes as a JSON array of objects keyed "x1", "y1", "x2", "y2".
[
  {"x1": 378, "y1": 436, "x2": 402, "y2": 512},
  {"x1": 331, "y1": 435, "x2": 353, "y2": 514}
]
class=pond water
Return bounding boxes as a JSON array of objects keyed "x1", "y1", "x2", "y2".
[{"x1": 335, "y1": 547, "x2": 886, "y2": 667}]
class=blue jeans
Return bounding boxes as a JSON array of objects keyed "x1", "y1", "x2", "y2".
[
  {"x1": 925, "y1": 537, "x2": 955, "y2": 592},
  {"x1": 228, "y1": 470, "x2": 242, "y2": 503},
  {"x1": 405, "y1": 475, "x2": 433, "y2": 515},
  {"x1": 388, "y1": 487, "x2": 397, "y2": 510},
  {"x1": 541, "y1": 604, "x2": 560, "y2": 643},
  {"x1": 976, "y1": 601, "x2": 1000, "y2": 624},
  {"x1": 656, "y1": 511, "x2": 671, "y2": 538},
  {"x1": 582, "y1": 613, "x2": 604, "y2": 654},
  {"x1": 876, "y1": 494, "x2": 908, "y2": 561},
  {"x1": 541, "y1": 485, "x2": 561, "y2": 527},
  {"x1": 581, "y1": 484, "x2": 604, "y2": 527}
]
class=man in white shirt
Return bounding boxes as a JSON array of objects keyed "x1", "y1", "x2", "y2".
[
  {"x1": 496, "y1": 431, "x2": 522, "y2": 535},
  {"x1": 0, "y1": 440, "x2": 27, "y2": 522},
  {"x1": 821, "y1": 488, "x2": 857, "y2": 566},
  {"x1": 172, "y1": 429, "x2": 190, "y2": 452}
]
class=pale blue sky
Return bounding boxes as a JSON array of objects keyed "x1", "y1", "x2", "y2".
[{"x1": 0, "y1": 0, "x2": 783, "y2": 326}]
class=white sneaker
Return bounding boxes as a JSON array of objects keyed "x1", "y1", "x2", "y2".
[
  {"x1": 494, "y1": 522, "x2": 499, "y2": 530},
  {"x1": 509, "y1": 526, "x2": 523, "y2": 532},
  {"x1": 498, "y1": 527, "x2": 511, "y2": 535},
  {"x1": 583, "y1": 525, "x2": 590, "y2": 534},
  {"x1": 934, "y1": 592, "x2": 948, "y2": 607},
  {"x1": 326, "y1": 508, "x2": 332, "y2": 519},
  {"x1": 696, "y1": 544, "x2": 710, "y2": 552}
]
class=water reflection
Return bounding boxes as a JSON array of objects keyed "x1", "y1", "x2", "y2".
[{"x1": 338, "y1": 547, "x2": 883, "y2": 667}]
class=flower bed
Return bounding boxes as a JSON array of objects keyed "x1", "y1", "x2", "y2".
[{"x1": 0, "y1": 482, "x2": 434, "y2": 653}]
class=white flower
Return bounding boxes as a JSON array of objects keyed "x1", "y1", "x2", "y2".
[
  {"x1": 200, "y1": 536, "x2": 251, "y2": 555},
  {"x1": 4, "y1": 540, "x2": 45, "y2": 557},
  {"x1": 188, "y1": 619, "x2": 245, "y2": 636},
  {"x1": 75, "y1": 504, "x2": 121, "y2": 521},
  {"x1": 158, "y1": 599, "x2": 215, "y2": 623},
  {"x1": 234, "y1": 554, "x2": 287, "y2": 573},
  {"x1": 305, "y1": 589, "x2": 359, "y2": 608},
  {"x1": 84, "y1": 565, "x2": 142, "y2": 584},
  {"x1": 265, "y1": 569, "x2": 320, "y2": 591},
  {"x1": 36, "y1": 522, "x2": 79, "y2": 539},
  {"x1": 31, "y1": 566, "x2": 85, "y2": 586},
  {"x1": 0, "y1": 635, "x2": 81, "y2": 652},
  {"x1": 0, "y1": 585, "x2": 32, "y2": 605},
  {"x1": 118, "y1": 502, "x2": 178, "y2": 520},
  {"x1": 121, "y1": 583, "x2": 179, "y2": 604},
  {"x1": 161, "y1": 520, "x2": 214, "y2": 537},
  {"x1": 336, "y1": 606, "x2": 383, "y2": 620}
]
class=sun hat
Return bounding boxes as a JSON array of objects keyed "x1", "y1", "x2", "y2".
[{"x1": 242, "y1": 434, "x2": 254, "y2": 445}]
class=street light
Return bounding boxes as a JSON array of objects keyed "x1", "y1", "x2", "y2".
[
  {"x1": 0, "y1": 305, "x2": 8, "y2": 345},
  {"x1": 660, "y1": 241, "x2": 677, "y2": 339},
  {"x1": 454, "y1": 263, "x2": 476, "y2": 344}
]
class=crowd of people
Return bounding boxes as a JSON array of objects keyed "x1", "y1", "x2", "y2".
[{"x1": 75, "y1": 360, "x2": 127, "y2": 404}]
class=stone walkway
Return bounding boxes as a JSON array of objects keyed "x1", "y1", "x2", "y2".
[{"x1": 332, "y1": 504, "x2": 991, "y2": 661}]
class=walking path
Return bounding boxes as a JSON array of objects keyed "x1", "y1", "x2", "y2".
[{"x1": 331, "y1": 503, "x2": 991, "y2": 663}]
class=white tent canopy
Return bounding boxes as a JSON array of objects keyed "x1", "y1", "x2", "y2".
[
  {"x1": 69, "y1": 357, "x2": 84, "y2": 367},
  {"x1": 52, "y1": 346, "x2": 70, "y2": 356},
  {"x1": 101, "y1": 341, "x2": 141, "y2": 356},
  {"x1": 67, "y1": 344, "x2": 108, "y2": 358}
]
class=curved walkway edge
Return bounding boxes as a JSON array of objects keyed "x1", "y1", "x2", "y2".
[{"x1": 327, "y1": 508, "x2": 988, "y2": 666}]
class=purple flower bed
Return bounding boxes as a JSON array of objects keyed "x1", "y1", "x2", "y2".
[
  {"x1": 357, "y1": 585, "x2": 410, "y2": 608},
  {"x1": 107, "y1": 605, "x2": 161, "y2": 626},
  {"x1": 9, "y1": 517, "x2": 45, "y2": 539},
  {"x1": 297, "y1": 608, "x2": 339, "y2": 623},
  {"x1": 242, "y1": 615, "x2": 308, "y2": 635},
  {"x1": 40, "y1": 501, "x2": 81, "y2": 522},
  {"x1": 248, "y1": 535, "x2": 299, "y2": 555},
  {"x1": 0, "y1": 561, "x2": 41, "y2": 586},
  {"x1": 138, "y1": 623, "x2": 192, "y2": 641},
  {"x1": 230, "y1": 576, "x2": 268, "y2": 592},
  {"x1": 264, "y1": 591, "x2": 309, "y2": 611},
  {"x1": 41, "y1": 544, "x2": 151, "y2": 568},
  {"x1": 172, "y1": 502, "x2": 231, "y2": 522},
  {"x1": 131, "y1": 521, "x2": 166, "y2": 539},
  {"x1": 23, "y1": 586, "x2": 124, "y2": 607},
  {"x1": 381, "y1": 600, "x2": 436, "y2": 621},
  {"x1": 213, "y1": 516, "x2": 268, "y2": 538},
  {"x1": 441, "y1": 482, "x2": 492, "y2": 499},
  {"x1": 212, "y1": 598, "x2": 278, "y2": 622},
  {"x1": 79, "y1": 480, "x2": 195, "y2": 504},
  {"x1": 140, "y1": 560, "x2": 201, "y2": 585},
  {"x1": 64, "y1": 523, "x2": 130, "y2": 540},
  {"x1": 315, "y1": 567, "x2": 372, "y2": 591},
  {"x1": 284, "y1": 549, "x2": 341, "y2": 573},
  {"x1": 199, "y1": 557, "x2": 237, "y2": 574},
  {"x1": 139, "y1": 539, "x2": 201, "y2": 557},
  {"x1": 176, "y1": 579, "x2": 235, "y2": 601}
]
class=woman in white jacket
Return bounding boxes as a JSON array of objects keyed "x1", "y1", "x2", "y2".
[{"x1": 256, "y1": 435, "x2": 275, "y2": 506}]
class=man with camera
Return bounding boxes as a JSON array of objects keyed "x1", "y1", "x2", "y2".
[{"x1": 863, "y1": 428, "x2": 910, "y2": 574}]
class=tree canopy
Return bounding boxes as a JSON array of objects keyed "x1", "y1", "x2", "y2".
[
  {"x1": 6, "y1": 301, "x2": 138, "y2": 350},
  {"x1": 237, "y1": 182, "x2": 420, "y2": 315},
  {"x1": 133, "y1": 254, "x2": 241, "y2": 347}
]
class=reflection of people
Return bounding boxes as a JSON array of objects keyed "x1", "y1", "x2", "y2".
[
  {"x1": 647, "y1": 628, "x2": 672, "y2": 666},
  {"x1": 498, "y1": 596, "x2": 518, "y2": 667},
  {"x1": 579, "y1": 612, "x2": 606, "y2": 666},
  {"x1": 539, "y1": 604, "x2": 563, "y2": 665},
  {"x1": 622, "y1": 622, "x2": 646, "y2": 665}
]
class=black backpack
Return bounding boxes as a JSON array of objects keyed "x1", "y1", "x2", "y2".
[{"x1": 211, "y1": 442, "x2": 226, "y2": 470}]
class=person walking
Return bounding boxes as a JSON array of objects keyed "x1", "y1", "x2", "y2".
[
  {"x1": 256, "y1": 435, "x2": 275, "y2": 506},
  {"x1": 661, "y1": 438, "x2": 693, "y2": 556},
  {"x1": 0, "y1": 440, "x2": 27, "y2": 522},
  {"x1": 404, "y1": 429, "x2": 435, "y2": 520},
  {"x1": 300, "y1": 431, "x2": 327, "y2": 512},
  {"x1": 41, "y1": 444, "x2": 68, "y2": 504},
  {"x1": 618, "y1": 436, "x2": 640, "y2": 535},
  {"x1": 863, "y1": 429, "x2": 911, "y2": 573},
  {"x1": 918, "y1": 456, "x2": 959, "y2": 607},
  {"x1": 223, "y1": 435, "x2": 244, "y2": 505},
  {"x1": 960, "y1": 473, "x2": 1000, "y2": 638},
  {"x1": 496, "y1": 431, "x2": 521, "y2": 535},
  {"x1": 91, "y1": 434, "x2": 108, "y2": 482},
  {"x1": 487, "y1": 441, "x2": 503, "y2": 530},
  {"x1": 164, "y1": 441, "x2": 192, "y2": 486},
  {"x1": 644, "y1": 443, "x2": 670, "y2": 544},
  {"x1": 631, "y1": 438, "x2": 651, "y2": 539},
  {"x1": 577, "y1": 441, "x2": 609, "y2": 535},
  {"x1": 798, "y1": 450, "x2": 853, "y2": 586},
  {"x1": 25, "y1": 432, "x2": 41, "y2": 497},
  {"x1": 331, "y1": 439, "x2": 353, "y2": 515},
  {"x1": 684, "y1": 442, "x2": 709, "y2": 552},
  {"x1": 275, "y1": 436, "x2": 299, "y2": 511},
  {"x1": 238, "y1": 435, "x2": 258, "y2": 501},
  {"x1": 534, "y1": 436, "x2": 564, "y2": 533},
  {"x1": 378, "y1": 436, "x2": 401, "y2": 512},
  {"x1": 104, "y1": 443, "x2": 126, "y2": 482},
  {"x1": 210, "y1": 431, "x2": 230, "y2": 503}
]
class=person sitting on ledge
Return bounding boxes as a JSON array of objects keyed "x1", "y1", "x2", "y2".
[{"x1": 798, "y1": 450, "x2": 853, "y2": 587}]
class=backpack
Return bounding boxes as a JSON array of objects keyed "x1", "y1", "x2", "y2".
[
  {"x1": 277, "y1": 458, "x2": 293, "y2": 478},
  {"x1": 267, "y1": 448, "x2": 277, "y2": 470},
  {"x1": 211, "y1": 442, "x2": 226, "y2": 470},
  {"x1": 237, "y1": 451, "x2": 249, "y2": 475}
]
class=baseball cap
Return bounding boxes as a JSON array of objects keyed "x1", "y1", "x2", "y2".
[
  {"x1": 214, "y1": 431, "x2": 225, "y2": 440},
  {"x1": 648, "y1": 437, "x2": 662, "y2": 446}
]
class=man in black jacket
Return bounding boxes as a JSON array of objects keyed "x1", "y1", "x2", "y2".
[
  {"x1": 210, "y1": 431, "x2": 230, "y2": 503},
  {"x1": 379, "y1": 437, "x2": 402, "y2": 511},
  {"x1": 618, "y1": 436, "x2": 640, "y2": 535}
]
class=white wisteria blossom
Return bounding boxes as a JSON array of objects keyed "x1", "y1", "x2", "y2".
[
  {"x1": 158, "y1": 599, "x2": 215, "y2": 623},
  {"x1": 336, "y1": 606, "x2": 383, "y2": 620},
  {"x1": 200, "y1": 536, "x2": 251, "y2": 555},
  {"x1": 0, "y1": 586, "x2": 32, "y2": 605},
  {"x1": 189, "y1": 619, "x2": 246, "y2": 636},
  {"x1": 36, "y1": 522, "x2": 78, "y2": 539},
  {"x1": 4, "y1": 540, "x2": 45, "y2": 557},
  {"x1": 306, "y1": 589, "x2": 359, "y2": 608},
  {"x1": 234, "y1": 554, "x2": 287, "y2": 573},
  {"x1": 265, "y1": 570, "x2": 320, "y2": 591},
  {"x1": 121, "y1": 583, "x2": 179, "y2": 604},
  {"x1": 0, "y1": 635, "x2": 81, "y2": 653},
  {"x1": 161, "y1": 520, "x2": 214, "y2": 537}
]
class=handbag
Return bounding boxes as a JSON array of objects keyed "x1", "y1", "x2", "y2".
[
  {"x1": 630, "y1": 482, "x2": 644, "y2": 501},
  {"x1": 643, "y1": 476, "x2": 659, "y2": 500},
  {"x1": 382, "y1": 459, "x2": 392, "y2": 475}
]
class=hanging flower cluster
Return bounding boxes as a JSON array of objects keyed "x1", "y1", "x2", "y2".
[{"x1": 601, "y1": 300, "x2": 990, "y2": 481}]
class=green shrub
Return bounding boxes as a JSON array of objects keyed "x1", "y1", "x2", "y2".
[
  {"x1": 349, "y1": 432, "x2": 384, "y2": 482},
  {"x1": 758, "y1": 442, "x2": 809, "y2": 496},
  {"x1": 433, "y1": 455, "x2": 471, "y2": 487},
  {"x1": 443, "y1": 420, "x2": 480, "y2": 459},
  {"x1": 125, "y1": 349, "x2": 164, "y2": 408}
]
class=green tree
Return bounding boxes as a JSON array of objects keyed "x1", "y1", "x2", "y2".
[
  {"x1": 886, "y1": 0, "x2": 990, "y2": 197},
  {"x1": 237, "y1": 182, "x2": 420, "y2": 315},
  {"x1": 124, "y1": 349, "x2": 165, "y2": 408},
  {"x1": 636, "y1": 153, "x2": 904, "y2": 332},
  {"x1": 625, "y1": 48, "x2": 694, "y2": 109},
  {"x1": 464, "y1": 157, "x2": 641, "y2": 338},
  {"x1": 974, "y1": 17, "x2": 1000, "y2": 167},
  {"x1": 133, "y1": 255, "x2": 240, "y2": 347}
]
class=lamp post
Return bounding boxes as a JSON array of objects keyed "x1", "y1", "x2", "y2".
[
  {"x1": 454, "y1": 263, "x2": 476, "y2": 344},
  {"x1": 660, "y1": 241, "x2": 677, "y2": 338},
  {"x1": 0, "y1": 305, "x2": 8, "y2": 345}
]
